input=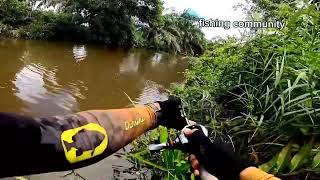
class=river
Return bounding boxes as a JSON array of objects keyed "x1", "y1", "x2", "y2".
[{"x1": 0, "y1": 39, "x2": 188, "y2": 180}]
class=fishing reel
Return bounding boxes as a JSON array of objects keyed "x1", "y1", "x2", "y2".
[
  {"x1": 149, "y1": 124, "x2": 217, "y2": 180},
  {"x1": 148, "y1": 98, "x2": 209, "y2": 152},
  {"x1": 148, "y1": 124, "x2": 209, "y2": 152}
]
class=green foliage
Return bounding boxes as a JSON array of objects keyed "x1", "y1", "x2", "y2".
[
  {"x1": 0, "y1": 0, "x2": 204, "y2": 55},
  {"x1": 144, "y1": 12, "x2": 206, "y2": 56},
  {"x1": 131, "y1": 1, "x2": 319, "y2": 178},
  {"x1": 0, "y1": 0, "x2": 31, "y2": 37},
  {"x1": 289, "y1": 139, "x2": 314, "y2": 172},
  {"x1": 129, "y1": 126, "x2": 191, "y2": 179},
  {"x1": 248, "y1": 0, "x2": 297, "y2": 21},
  {"x1": 169, "y1": 1, "x2": 320, "y2": 177},
  {"x1": 312, "y1": 151, "x2": 320, "y2": 168},
  {"x1": 274, "y1": 143, "x2": 292, "y2": 173},
  {"x1": 22, "y1": 11, "x2": 86, "y2": 40},
  {"x1": 0, "y1": 0, "x2": 31, "y2": 28},
  {"x1": 259, "y1": 155, "x2": 278, "y2": 172},
  {"x1": 171, "y1": 38, "x2": 245, "y2": 121},
  {"x1": 0, "y1": 22, "x2": 10, "y2": 36},
  {"x1": 62, "y1": 0, "x2": 141, "y2": 46},
  {"x1": 259, "y1": 139, "x2": 319, "y2": 176}
]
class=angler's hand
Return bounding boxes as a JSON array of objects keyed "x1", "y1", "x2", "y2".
[
  {"x1": 155, "y1": 96, "x2": 187, "y2": 130},
  {"x1": 184, "y1": 128, "x2": 250, "y2": 180}
]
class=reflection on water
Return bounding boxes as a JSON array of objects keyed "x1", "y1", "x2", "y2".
[
  {"x1": 152, "y1": 53, "x2": 162, "y2": 64},
  {"x1": 119, "y1": 50, "x2": 141, "y2": 74},
  {"x1": 14, "y1": 64, "x2": 47, "y2": 104},
  {"x1": 137, "y1": 80, "x2": 168, "y2": 104},
  {"x1": 73, "y1": 45, "x2": 87, "y2": 62},
  {"x1": 0, "y1": 39, "x2": 187, "y2": 116},
  {"x1": 13, "y1": 63, "x2": 82, "y2": 116},
  {"x1": 0, "y1": 39, "x2": 188, "y2": 179}
]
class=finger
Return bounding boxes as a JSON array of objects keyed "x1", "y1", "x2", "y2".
[
  {"x1": 194, "y1": 170, "x2": 200, "y2": 176},
  {"x1": 183, "y1": 128, "x2": 198, "y2": 137},
  {"x1": 191, "y1": 159, "x2": 200, "y2": 170},
  {"x1": 189, "y1": 154, "x2": 200, "y2": 172},
  {"x1": 189, "y1": 154, "x2": 197, "y2": 162},
  {"x1": 183, "y1": 128, "x2": 193, "y2": 136}
]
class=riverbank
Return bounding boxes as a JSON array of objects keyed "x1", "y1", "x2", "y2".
[{"x1": 0, "y1": 0, "x2": 206, "y2": 56}]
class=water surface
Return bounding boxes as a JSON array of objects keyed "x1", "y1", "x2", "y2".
[
  {"x1": 0, "y1": 39, "x2": 187, "y2": 179},
  {"x1": 0, "y1": 39, "x2": 187, "y2": 115}
]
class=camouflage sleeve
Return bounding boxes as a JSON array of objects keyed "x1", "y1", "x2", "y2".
[{"x1": 0, "y1": 105, "x2": 158, "y2": 178}]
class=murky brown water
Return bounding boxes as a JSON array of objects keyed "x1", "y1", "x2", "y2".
[{"x1": 0, "y1": 39, "x2": 187, "y2": 179}]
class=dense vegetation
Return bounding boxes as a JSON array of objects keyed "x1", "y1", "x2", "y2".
[
  {"x1": 2, "y1": 0, "x2": 320, "y2": 179},
  {"x1": 130, "y1": 0, "x2": 320, "y2": 179},
  {"x1": 0, "y1": 0, "x2": 205, "y2": 55}
]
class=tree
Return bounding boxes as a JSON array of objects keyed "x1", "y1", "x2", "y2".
[
  {"x1": 145, "y1": 12, "x2": 206, "y2": 55},
  {"x1": 0, "y1": 0, "x2": 32, "y2": 28},
  {"x1": 1, "y1": 0, "x2": 206, "y2": 55},
  {"x1": 247, "y1": 0, "x2": 319, "y2": 21},
  {"x1": 60, "y1": 0, "x2": 164, "y2": 47}
]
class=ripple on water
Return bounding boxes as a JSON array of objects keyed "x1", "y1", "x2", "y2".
[
  {"x1": 12, "y1": 63, "x2": 86, "y2": 116},
  {"x1": 0, "y1": 39, "x2": 188, "y2": 179},
  {"x1": 136, "y1": 80, "x2": 169, "y2": 104},
  {"x1": 73, "y1": 45, "x2": 87, "y2": 62}
]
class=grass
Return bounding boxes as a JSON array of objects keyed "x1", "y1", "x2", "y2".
[
  {"x1": 172, "y1": 2, "x2": 319, "y2": 178},
  {"x1": 128, "y1": 126, "x2": 192, "y2": 180},
  {"x1": 129, "y1": 2, "x2": 320, "y2": 179}
]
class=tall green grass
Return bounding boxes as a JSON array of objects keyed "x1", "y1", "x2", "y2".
[
  {"x1": 171, "y1": 3, "x2": 320, "y2": 177},
  {"x1": 131, "y1": 2, "x2": 320, "y2": 179}
]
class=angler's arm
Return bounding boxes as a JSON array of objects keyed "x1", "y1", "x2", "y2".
[{"x1": 0, "y1": 105, "x2": 159, "y2": 178}]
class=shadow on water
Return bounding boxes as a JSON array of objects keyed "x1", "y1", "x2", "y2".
[{"x1": 0, "y1": 39, "x2": 188, "y2": 179}]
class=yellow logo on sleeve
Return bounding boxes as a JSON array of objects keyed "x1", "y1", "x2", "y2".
[{"x1": 61, "y1": 123, "x2": 108, "y2": 164}]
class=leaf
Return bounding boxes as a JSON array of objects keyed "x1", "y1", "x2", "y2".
[
  {"x1": 265, "y1": 85, "x2": 270, "y2": 107},
  {"x1": 312, "y1": 150, "x2": 320, "y2": 168},
  {"x1": 274, "y1": 143, "x2": 292, "y2": 173},
  {"x1": 259, "y1": 154, "x2": 278, "y2": 173},
  {"x1": 249, "y1": 115, "x2": 264, "y2": 142},
  {"x1": 293, "y1": 72, "x2": 306, "y2": 87},
  {"x1": 149, "y1": 129, "x2": 160, "y2": 141},
  {"x1": 162, "y1": 150, "x2": 170, "y2": 168},
  {"x1": 127, "y1": 151, "x2": 169, "y2": 172},
  {"x1": 300, "y1": 127, "x2": 310, "y2": 135},
  {"x1": 190, "y1": 173, "x2": 196, "y2": 180},
  {"x1": 274, "y1": 52, "x2": 285, "y2": 88},
  {"x1": 289, "y1": 139, "x2": 314, "y2": 172},
  {"x1": 280, "y1": 95, "x2": 285, "y2": 116},
  {"x1": 275, "y1": 58, "x2": 280, "y2": 88},
  {"x1": 159, "y1": 126, "x2": 169, "y2": 143},
  {"x1": 175, "y1": 160, "x2": 190, "y2": 173}
]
